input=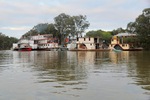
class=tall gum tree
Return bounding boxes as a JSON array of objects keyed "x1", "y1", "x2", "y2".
[
  {"x1": 54, "y1": 13, "x2": 90, "y2": 46},
  {"x1": 127, "y1": 8, "x2": 150, "y2": 50},
  {"x1": 54, "y1": 13, "x2": 71, "y2": 45}
]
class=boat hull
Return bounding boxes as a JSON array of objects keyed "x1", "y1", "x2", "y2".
[
  {"x1": 112, "y1": 48, "x2": 122, "y2": 52},
  {"x1": 19, "y1": 48, "x2": 32, "y2": 51}
]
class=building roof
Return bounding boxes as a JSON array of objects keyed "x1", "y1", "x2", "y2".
[{"x1": 115, "y1": 33, "x2": 136, "y2": 37}]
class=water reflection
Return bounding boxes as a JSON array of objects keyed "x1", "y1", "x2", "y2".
[
  {"x1": 11, "y1": 51, "x2": 150, "y2": 92},
  {"x1": 21, "y1": 51, "x2": 88, "y2": 84},
  {"x1": 109, "y1": 51, "x2": 129, "y2": 64},
  {"x1": 109, "y1": 51, "x2": 150, "y2": 91},
  {"x1": 0, "y1": 51, "x2": 13, "y2": 72},
  {"x1": 130, "y1": 51, "x2": 150, "y2": 91},
  {"x1": 0, "y1": 50, "x2": 150, "y2": 99}
]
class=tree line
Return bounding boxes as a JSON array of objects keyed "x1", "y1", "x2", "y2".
[{"x1": 0, "y1": 33, "x2": 18, "y2": 50}]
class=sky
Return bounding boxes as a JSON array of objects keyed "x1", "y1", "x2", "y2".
[{"x1": 0, "y1": 0, "x2": 149, "y2": 38}]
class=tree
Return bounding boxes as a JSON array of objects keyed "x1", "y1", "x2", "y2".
[
  {"x1": 86, "y1": 30, "x2": 112, "y2": 43},
  {"x1": 112, "y1": 27, "x2": 126, "y2": 35},
  {"x1": 42, "y1": 24, "x2": 58, "y2": 37},
  {"x1": 72, "y1": 15, "x2": 90, "y2": 37},
  {"x1": 0, "y1": 33, "x2": 18, "y2": 50},
  {"x1": 54, "y1": 13, "x2": 90, "y2": 45},
  {"x1": 22, "y1": 23, "x2": 58, "y2": 38},
  {"x1": 54, "y1": 13, "x2": 72, "y2": 45},
  {"x1": 33, "y1": 23, "x2": 49, "y2": 33},
  {"x1": 127, "y1": 8, "x2": 150, "y2": 50},
  {"x1": 127, "y1": 22, "x2": 136, "y2": 33},
  {"x1": 22, "y1": 29, "x2": 38, "y2": 38},
  {"x1": 136, "y1": 8, "x2": 150, "y2": 50}
]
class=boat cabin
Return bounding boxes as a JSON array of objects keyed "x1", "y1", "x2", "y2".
[
  {"x1": 109, "y1": 33, "x2": 142, "y2": 51},
  {"x1": 68, "y1": 37, "x2": 108, "y2": 50},
  {"x1": 12, "y1": 34, "x2": 59, "y2": 51}
]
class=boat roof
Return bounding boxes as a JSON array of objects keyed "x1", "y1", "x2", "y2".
[{"x1": 115, "y1": 33, "x2": 136, "y2": 37}]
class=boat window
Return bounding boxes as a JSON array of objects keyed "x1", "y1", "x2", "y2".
[{"x1": 89, "y1": 38, "x2": 90, "y2": 41}]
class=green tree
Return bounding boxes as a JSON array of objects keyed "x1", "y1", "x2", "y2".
[
  {"x1": 0, "y1": 33, "x2": 18, "y2": 50},
  {"x1": 127, "y1": 22, "x2": 136, "y2": 33},
  {"x1": 86, "y1": 30, "x2": 100, "y2": 37},
  {"x1": 22, "y1": 29, "x2": 38, "y2": 38},
  {"x1": 54, "y1": 13, "x2": 72, "y2": 45},
  {"x1": 136, "y1": 8, "x2": 150, "y2": 50},
  {"x1": 22, "y1": 23, "x2": 57, "y2": 38},
  {"x1": 42, "y1": 23, "x2": 58, "y2": 37},
  {"x1": 112, "y1": 27, "x2": 126, "y2": 35},
  {"x1": 86, "y1": 30, "x2": 112, "y2": 43},
  {"x1": 127, "y1": 8, "x2": 150, "y2": 50},
  {"x1": 54, "y1": 13, "x2": 90, "y2": 45},
  {"x1": 33, "y1": 23, "x2": 49, "y2": 33}
]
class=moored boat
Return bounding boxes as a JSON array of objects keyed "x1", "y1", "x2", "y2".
[
  {"x1": 12, "y1": 34, "x2": 59, "y2": 51},
  {"x1": 112, "y1": 48, "x2": 122, "y2": 52},
  {"x1": 19, "y1": 46, "x2": 32, "y2": 51},
  {"x1": 67, "y1": 37, "x2": 109, "y2": 51},
  {"x1": 109, "y1": 33, "x2": 143, "y2": 51}
]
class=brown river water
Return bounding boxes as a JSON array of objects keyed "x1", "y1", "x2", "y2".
[{"x1": 0, "y1": 50, "x2": 150, "y2": 100}]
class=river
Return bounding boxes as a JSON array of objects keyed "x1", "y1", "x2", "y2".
[{"x1": 0, "y1": 50, "x2": 150, "y2": 100}]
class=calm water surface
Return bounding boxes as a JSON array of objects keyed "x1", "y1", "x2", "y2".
[{"x1": 0, "y1": 50, "x2": 150, "y2": 100}]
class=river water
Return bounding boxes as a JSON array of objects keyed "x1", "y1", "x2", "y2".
[{"x1": 0, "y1": 50, "x2": 150, "y2": 100}]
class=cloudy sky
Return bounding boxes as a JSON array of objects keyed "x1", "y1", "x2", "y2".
[{"x1": 0, "y1": 0, "x2": 149, "y2": 38}]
